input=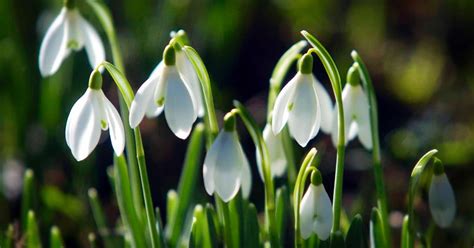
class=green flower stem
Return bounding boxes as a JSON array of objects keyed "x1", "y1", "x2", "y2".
[
  {"x1": 87, "y1": 0, "x2": 143, "y2": 215},
  {"x1": 21, "y1": 169, "x2": 34, "y2": 232},
  {"x1": 215, "y1": 196, "x2": 234, "y2": 248},
  {"x1": 134, "y1": 130, "x2": 160, "y2": 248},
  {"x1": 293, "y1": 148, "x2": 317, "y2": 247},
  {"x1": 232, "y1": 102, "x2": 278, "y2": 247},
  {"x1": 407, "y1": 149, "x2": 438, "y2": 248},
  {"x1": 267, "y1": 40, "x2": 307, "y2": 189},
  {"x1": 301, "y1": 31, "x2": 346, "y2": 233},
  {"x1": 351, "y1": 51, "x2": 391, "y2": 246}
]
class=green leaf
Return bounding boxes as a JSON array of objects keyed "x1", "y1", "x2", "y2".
[
  {"x1": 3, "y1": 224, "x2": 14, "y2": 248},
  {"x1": 154, "y1": 208, "x2": 166, "y2": 248},
  {"x1": 275, "y1": 186, "x2": 289, "y2": 244},
  {"x1": 50, "y1": 226, "x2": 63, "y2": 248},
  {"x1": 21, "y1": 169, "x2": 34, "y2": 232},
  {"x1": 88, "y1": 233, "x2": 97, "y2": 248},
  {"x1": 370, "y1": 208, "x2": 385, "y2": 248},
  {"x1": 26, "y1": 211, "x2": 41, "y2": 248},
  {"x1": 346, "y1": 214, "x2": 367, "y2": 248},
  {"x1": 401, "y1": 215, "x2": 409, "y2": 248},
  {"x1": 228, "y1": 193, "x2": 243, "y2": 248},
  {"x1": 88, "y1": 188, "x2": 115, "y2": 248},
  {"x1": 205, "y1": 204, "x2": 220, "y2": 247},
  {"x1": 167, "y1": 123, "x2": 205, "y2": 246},
  {"x1": 243, "y1": 203, "x2": 261, "y2": 248},
  {"x1": 166, "y1": 190, "x2": 179, "y2": 228},
  {"x1": 330, "y1": 231, "x2": 345, "y2": 248},
  {"x1": 101, "y1": 62, "x2": 135, "y2": 107},
  {"x1": 113, "y1": 155, "x2": 146, "y2": 248},
  {"x1": 182, "y1": 46, "x2": 219, "y2": 147}
]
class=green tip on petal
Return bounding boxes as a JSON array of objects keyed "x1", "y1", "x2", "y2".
[
  {"x1": 164, "y1": 45, "x2": 176, "y2": 66},
  {"x1": 347, "y1": 62, "x2": 361, "y2": 86},
  {"x1": 310, "y1": 169, "x2": 322, "y2": 186},
  {"x1": 223, "y1": 111, "x2": 236, "y2": 132},
  {"x1": 88, "y1": 69, "x2": 103, "y2": 90},
  {"x1": 298, "y1": 53, "x2": 313, "y2": 74},
  {"x1": 433, "y1": 157, "x2": 444, "y2": 175}
]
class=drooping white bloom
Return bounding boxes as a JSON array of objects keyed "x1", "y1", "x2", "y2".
[
  {"x1": 65, "y1": 88, "x2": 125, "y2": 161},
  {"x1": 299, "y1": 183, "x2": 333, "y2": 240},
  {"x1": 429, "y1": 173, "x2": 456, "y2": 228},
  {"x1": 256, "y1": 124, "x2": 287, "y2": 180},
  {"x1": 331, "y1": 83, "x2": 372, "y2": 150},
  {"x1": 129, "y1": 45, "x2": 203, "y2": 139},
  {"x1": 39, "y1": 7, "x2": 105, "y2": 77},
  {"x1": 203, "y1": 129, "x2": 251, "y2": 202}
]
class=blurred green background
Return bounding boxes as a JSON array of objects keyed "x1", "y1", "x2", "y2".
[{"x1": 1, "y1": 0, "x2": 473, "y2": 246}]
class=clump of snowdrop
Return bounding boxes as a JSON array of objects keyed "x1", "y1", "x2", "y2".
[
  {"x1": 331, "y1": 63, "x2": 372, "y2": 150},
  {"x1": 272, "y1": 53, "x2": 333, "y2": 147},
  {"x1": 202, "y1": 112, "x2": 251, "y2": 202},
  {"x1": 429, "y1": 158, "x2": 456, "y2": 228},
  {"x1": 65, "y1": 69, "x2": 125, "y2": 161},
  {"x1": 299, "y1": 169, "x2": 333, "y2": 240},
  {"x1": 129, "y1": 42, "x2": 203, "y2": 139},
  {"x1": 38, "y1": 0, "x2": 105, "y2": 77}
]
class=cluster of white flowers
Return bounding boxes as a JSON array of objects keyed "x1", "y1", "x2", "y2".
[{"x1": 38, "y1": 3, "x2": 456, "y2": 243}]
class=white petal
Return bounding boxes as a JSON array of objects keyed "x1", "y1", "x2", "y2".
[
  {"x1": 352, "y1": 85, "x2": 372, "y2": 150},
  {"x1": 331, "y1": 85, "x2": 356, "y2": 147},
  {"x1": 256, "y1": 124, "x2": 286, "y2": 181},
  {"x1": 312, "y1": 76, "x2": 333, "y2": 134},
  {"x1": 146, "y1": 62, "x2": 166, "y2": 117},
  {"x1": 288, "y1": 74, "x2": 321, "y2": 147},
  {"x1": 164, "y1": 66, "x2": 197, "y2": 139},
  {"x1": 176, "y1": 51, "x2": 204, "y2": 117},
  {"x1": 213, "y1": 131, "x2": 243, "y2": 202},
  {"x1": 129, "y1": 77, "x2": 159, "y2": 128},
  {"x1": 429, "y1": 174, "x2": 456, "y2": 228},
  {"x1": 239, "y1": 143, "x2": 252, "y2": 199},
  {"x1": 300, "y1": 186, "x2": 317, "y2": 239},
  {"x1": 203, "y1": 132, "x2": 221, "y2": 196},
  {"x1": 102, "y1": 92, "x2": 125, "y2": 156},
  {"x1": 313, "y1": 184, "x2": 333, "y2": 240},
  {"x1": 65, "y1": 89, "x2": 101, "y2": 161},
  {"x1": 78, "y1": 15, "x2": 105, "y2": 69},
  {"x1": 271, "y1": 73, "x2": 298, "y2": 135},
  {"x1": 39, "y1": 8, "x2": 68, "y2": 77}
]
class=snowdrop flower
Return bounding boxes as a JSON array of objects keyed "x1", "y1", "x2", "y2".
[
  {"x1": 300, "y1": 170, "x2": 333, "y2": 240},
  {"x1": 129, "y1": 43, "x2": 203, "y2": 139},
  {"x1": 331, "y1": 64, "x2": 372, "y2": 150},
  {"x1": 65, "y1": 69, "x2": 125, "y2": 161},
  {"x1": 203, "y1": 113, "x2": 251, "y2": 202},
  {"x1": 429, "y1": 158, "x2": 456, "y2": 228},
  {"x1": 39, "y1": 1, "x2": 105, "y2": 77},
  {"x1": 256, "y1": 124, "x2": 286, "y2": 180},
  {"x1": 272, "y1": 53, "x2": 333, "y2": 147}
]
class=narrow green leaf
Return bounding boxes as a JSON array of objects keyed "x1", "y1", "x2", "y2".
[
  {"x1": 275, "y1": 186, "x2": 289, "y2": 244},
  {"x1": 88, "y1": 233, "x2": 97, "y2": 248},
  {"x1": 50, "y1": 226, "x2": 63, "y2": 248},
  {"x1": 166, "y1": 190, "x2": 179, "y2": 228},
  {"x1": 114, "y1": 156, "x2": 146, "y2": 248},
  {"x1": 370, "y1": 208, "x2": 385, "y2": 248},
  {"x1": 88, "y1": 188, "x2": 115, "y2": 248},
  {"x1": 189, "y1": 219, "x2": 198, "y2": 248},
  {"x1": 21, "y1": 169, "x2": 34, "y2": 232},
  {"x1": 330, "y1": 231, "x2": 345, "y2": 248},
  {"x1": 154, "y1": 208, "x2": 166, "y2": 248},
  {"x1": 244, "y1": 203, "x2": 261, "y2": 248},
  {"x1": 307, "y1": 234, "x2": 320, "y2": 248},
  {"x1": 228, "y1": 192, "x2": 243, "y2": 248},
  {"x1": 167, "y1": 123, "x2": 205, "y2": 246},
  {"x1": 346, "y1": 214, "x2": 367, "y2": 248},
  {"x1": 401, "y1": 215, "x2": 409, "y2": 248},
  {"x1": 4, "y1": 224, "x2": 14, "y2": 248},
  {"x1": 26, "y1": 211, "x2": 41, "y2": 248},
  {"x1": 205, "y1": 204, "x2": 220, "y2": 247}
]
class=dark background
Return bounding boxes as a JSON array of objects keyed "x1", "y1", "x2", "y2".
[{"x1": 0, "y1": 0, "x2": 473, "y2": 246}]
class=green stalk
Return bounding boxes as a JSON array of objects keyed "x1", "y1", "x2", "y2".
[
  {"x1": 351, "y1": 50, "x2": 391, "y2": 246},
  {"x1": 301, "y1": 31, "x2": 346, "y2": 233},
  {"x1": 215, "y1": 196, "x2": 234, "y2": 248},
  {"x1": 26, "y1": 211, "x2": 41, "y2": 248},
  {"x1": 87, "y1": 0, "x2": 143, "y2": 215},
  {"x1": 232, "y1": 102, "x2": 278, "y2": 247},
  {"x1": 50, "y1": 226, "x2": 64, "y2": 248},
  {"x1": 134, "y1": 130, "x2": 160, "y2": 248},
  {"x1": 88, "y1": 188, "x2": 115, "y2": 248},
  {"x1": 266, "y1": 40, "x2": 307, "y2": 188},
  {"x1": 21, "y1": 169, "x2": 34, "y2": 232}
]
